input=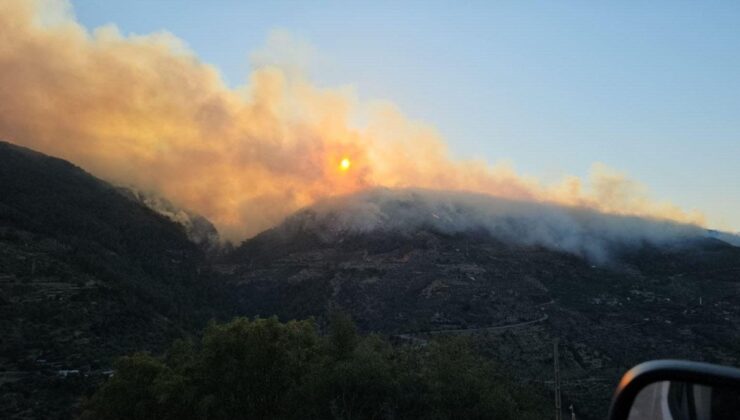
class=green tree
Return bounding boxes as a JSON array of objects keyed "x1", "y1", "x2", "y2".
[
  {"x1": 304, "y1": 335, "x2": 396, "y2": 419},
  {"x1": 81, "y1": 353, "x2": 169, "y2": 420},
  {"x1": 81, "y1": 316, "x2": 549, "y2": 420},
  {"x1": 194, "y1": 317, "x2": 321, "y2": 419},
  {"x1": 328, "y1": 310, "x2": 358, "y2": 360}
]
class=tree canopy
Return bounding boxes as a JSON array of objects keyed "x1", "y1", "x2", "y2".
[{"x1": 81, "y1": 315, "x2": 548, "y2": 420}]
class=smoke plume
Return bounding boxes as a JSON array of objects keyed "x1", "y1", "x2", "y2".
[
  {"x1": 282, "y1": 188, "x2": 707, "y2": 263},
  {"x1": 0, "y1": 0, "x2": 705, "y2": 241}
]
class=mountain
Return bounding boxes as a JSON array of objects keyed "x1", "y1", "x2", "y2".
[
  {"x1": 2, "y1": 143, "x2": 739, "y2": 420},
  {"x1": 225, "y1": 188, "x2": 740, "y2": 419},
  {"x1": 0, "y1": 141, "x2": 230, "y2": 419}
]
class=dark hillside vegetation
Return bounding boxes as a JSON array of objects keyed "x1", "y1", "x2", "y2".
[{"x1": 0, "y1": 141, "x2": 231, "y2": 419}]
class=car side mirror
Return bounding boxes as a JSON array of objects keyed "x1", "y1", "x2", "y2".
[{"x1": 609, "y1": 360, "x2": 740, "y2": 420}]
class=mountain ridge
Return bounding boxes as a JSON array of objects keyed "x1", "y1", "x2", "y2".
[
  {"x1": 1, "y1": 141, "x2": 739, "y2": 419},
  {"x1": 0, "y1": 141, "x2": 230, "y2": 419},
  {"x1": 226, "y1": 189, "x2": 740, "y2": 419}
]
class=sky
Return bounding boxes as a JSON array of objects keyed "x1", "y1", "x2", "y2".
[{"x1": 68, "y1": 1, "x2": 740, "y2": 231}]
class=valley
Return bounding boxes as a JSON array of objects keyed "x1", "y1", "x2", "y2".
[{"x1": 1, "y1": 142, "x2": 739, "y2": 419}]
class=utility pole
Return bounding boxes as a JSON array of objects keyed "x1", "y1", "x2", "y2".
[{"x1": 554, "y1": 340, "x2": 562, "y2": 420}]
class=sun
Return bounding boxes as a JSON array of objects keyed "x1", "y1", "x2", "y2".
[{"x1": 339, "y1": 157, "x2": 351, "y2": 171}]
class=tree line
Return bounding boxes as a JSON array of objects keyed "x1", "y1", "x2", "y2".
[{"x1": 81, "y1": 313, "x2": 548, "y2": 420}]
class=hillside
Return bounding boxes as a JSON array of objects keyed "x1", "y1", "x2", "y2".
[
  {"x1": 0, "y1": 141, "x2": 229, "y2": 419},
  {"x1": 1, "y1": 143, "x2": 739, "y2": 419},
  {"x1": 226, "y1": 189, "x2": 740, "y2": 419}
]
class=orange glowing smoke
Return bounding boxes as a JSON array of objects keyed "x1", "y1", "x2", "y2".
[{"x1": 0, "y1": 0, "x2": 704, "y2": 241}]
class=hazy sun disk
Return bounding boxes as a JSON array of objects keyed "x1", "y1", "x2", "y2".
[{"x1": 340, "y1": 158, "x2": 351, "y2": 171}]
